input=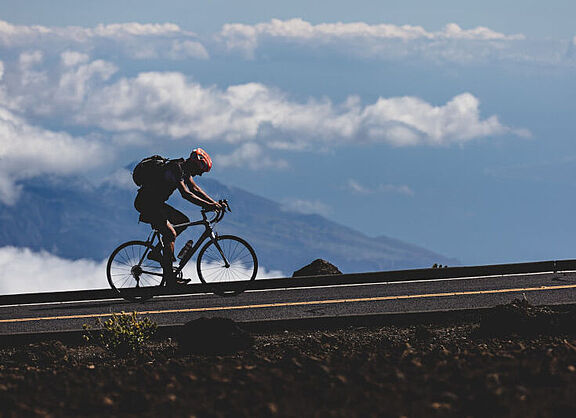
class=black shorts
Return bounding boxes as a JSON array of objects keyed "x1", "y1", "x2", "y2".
[{"x1": 134, "y1": 192, "x2": 189, "y2": 230}]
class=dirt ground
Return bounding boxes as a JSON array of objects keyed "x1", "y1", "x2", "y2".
[{"x1": 2, "y1": 301, "x2": 576, "y2": 417}]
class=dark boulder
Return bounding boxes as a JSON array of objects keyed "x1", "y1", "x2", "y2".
[
  {"x1": 177, "y1": 317, "x2": 254, "y2": 355},
  {"x1": 12, "y1": 341, "x2": 70, "y2": 365},
  {"x1": 478, "y1": 298, "x2": 557, "y2": 336},
  {"x1": 292, "y1": 259, "x2": 342, "y2": 277}
]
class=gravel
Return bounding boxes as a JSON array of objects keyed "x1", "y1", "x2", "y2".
[{"x1": 1, "y1": 301, "x2": 576, "y2": 417}]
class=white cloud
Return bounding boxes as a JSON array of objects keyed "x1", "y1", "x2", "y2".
[
  {"x1": 0, "y1": 247, "x2": 107, "y2": 294},
  {"x1": 0, "y1": 18, "x2": 571, "y2": 68},
  {"x1": 0, "y1": 246, "x2": 283, "y2": 294},
  {"x1": 0, "y1": 53, "x2": 525, "y2": 176},
  {"x1": 0, "y1": 51, "x2": 118, "y2": 114},
  {"x1": 6, "y1": 65, "x2": 513, "y2": 147},
  {"x1": 55, "y1": 56, "x2": 117, "y2": 108},
  {"x1": 61, "y1": 50, "x2": 90, "y2": 67},
  {"x1": 19, "y1": 50, "x2": 43, "y2": 67},
  {"x1": 216, "y1": 19, "x2": 574, "y2": 68},
  {"x1": 92, "y1": 22, "x2": 184, "y2": 38},
  {"x1": 347, "y1": 179, "x2": 373, "y2": 195},
  {"x1": 256, "y1": 266, "x2": 285, "y2": 279},
  {"x1": 0, "y1": 25, "x2": 528, "y2": 182},
  {"x1": 281, "y1": 198, "x2": 332, "y2": 217},
  {"x1": 0, "y1": 20, "x2": 209, "y2": 61},
  {"x1": 346, "y1": 179, "x2": 415, "y2": 196},
  {"x1": 215, "y1": 143, "x2": 288, "y2": 170},
  {"x1": 77, "y1": 73, "x2": 519, "y2": 146},
  {"x1": 169, "y1": 40, "x2": 210, "y2": 60},
  {"x1": 102, "y1": 168, "x2": 135, "y2": 190},
  {"x1": 0, "y1": 106, "x2": 107, "y2": 204},
  {"x1": 361, "y1": 93, "x2": 526, "y2": 144},
  {"x1": 219, "y1": 18, "x2": 525, "y2": 59},
  {"x1": 0, "y1": 20, "x2": 185, "y2": 43}
]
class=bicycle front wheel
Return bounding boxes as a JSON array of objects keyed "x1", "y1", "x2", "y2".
[
  {"x1": 197, "y1": 235, "x2": 258, "y2": 296},
  {"x1": 106, "y1": 240, "x2": 163, "y2": 302}
]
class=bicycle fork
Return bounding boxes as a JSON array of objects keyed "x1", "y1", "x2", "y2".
[{"x1": 211, "y1": 233, "x2": 231, "y2": 268}]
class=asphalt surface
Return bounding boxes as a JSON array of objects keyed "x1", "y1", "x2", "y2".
[{"x1": 1, "y1": 270, "x2": 576, "y2": 336}]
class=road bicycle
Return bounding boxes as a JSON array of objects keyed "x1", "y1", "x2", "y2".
[{"x1": 106, "y1": 200, "x2": 258, "y2": 302}]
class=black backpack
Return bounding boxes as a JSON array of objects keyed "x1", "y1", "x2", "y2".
[{"x1": 132, "y1": 155, "x2": 169, "y2": 187}]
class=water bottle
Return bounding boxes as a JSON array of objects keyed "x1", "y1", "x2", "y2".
[{"x1": 177, "y1": 240, "x2": 194, "y2": 259}]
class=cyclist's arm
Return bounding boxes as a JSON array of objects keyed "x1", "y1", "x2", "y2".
[
  {"x1": 184, "y1": 176, "x2": 222, "y2": 209},
  {"x1": 177, "y1": 180, "x2": 218, "y2": 210}
]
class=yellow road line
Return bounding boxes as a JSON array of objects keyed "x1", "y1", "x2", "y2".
[{"x1": 2, "y1": 283, "x2": 576, "y2": 324}]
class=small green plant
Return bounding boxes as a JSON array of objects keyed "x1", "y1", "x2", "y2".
[{"x1": 83, "y1": 311, "x2": 157, "y2": 356}]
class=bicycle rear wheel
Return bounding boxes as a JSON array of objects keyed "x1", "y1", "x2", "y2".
[
  {"x1": 106, "y1": 240, "x2": 163, "y2": 302},
  {"x1": 197, "y1": 235, "x2": 258, "y2": 296}
]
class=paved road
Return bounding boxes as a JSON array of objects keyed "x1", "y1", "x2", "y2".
[{"x1": 2, "y1": 270, "x2": 576, "y2": 335}]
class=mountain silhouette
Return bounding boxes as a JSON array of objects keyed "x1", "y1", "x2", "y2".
[{"x1": 0, "y1": 176, "x2": 457, "y2": 275}]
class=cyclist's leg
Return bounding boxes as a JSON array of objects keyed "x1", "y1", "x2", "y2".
[
  {"x1": 134, "y1": 197, "x2": 163, "y2": 260},
  {"x1": 134, "y1": 197, "x2": 189, "y2": 286},
  {"x1": 135, "y1": 197, "x2": 177, "y2": 284},
  {"x1": 154, "y1": 220, "x2": 178, "y2": 285},
  {"x1": 164, "y1": 204, "x2": 190, "y2": 237},
  {"x1": 158, "y1": 204, "x2": 195, "y2": 286}
]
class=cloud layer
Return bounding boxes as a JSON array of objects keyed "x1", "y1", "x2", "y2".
[
  {"x1": 0, "y1": 18, "x2": 531, "y2": 204},
  {"x1": 281, "y1": 198, "x2": 332, "y2": 217},
  {"x1": 0, "y1": 246, "x2": 107, "y2": 294},
  {"x1": 0, "y1": 19, "x2": 209, "y2": 60},
  {"x1": 0, "y1": 44, "x2": 527, "y2": 199},
  {"x1": 81, "y1": 76, "x2": 524, "y2": 146},
  {"x1": 0, "y1": 105, "x2": 106, "y2": 204},
  {"x1": 219, "y1": 18, "x2": 526, "y2": 58},
  {"x1": 216, "y1": 19, "x2": 576, "y2": 68},
  {"x1": 3, "y1": 54, "x2": 521, "y2": 146},
  {"x1": 0, "y1": 246, "x2": 283, "y2": 294},
  {"x1": 2, "y1": 18, "x2": 571, "y2": 67}
]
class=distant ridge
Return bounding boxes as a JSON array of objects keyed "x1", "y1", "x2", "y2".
[{"x1": 0, "y1": 176, "x2": 457, "y2": 275}]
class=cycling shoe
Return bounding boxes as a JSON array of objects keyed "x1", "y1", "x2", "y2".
[
  {"x1": 166, "y1": 278, "x2": 191, "y2": 287},
  {"x1": 147, "y1": 247, "x2": 162, "y2": 262}
]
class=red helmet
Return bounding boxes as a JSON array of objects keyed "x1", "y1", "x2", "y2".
[{"x1": 189, "y1": 148, "x2": 212, "y2": 173}]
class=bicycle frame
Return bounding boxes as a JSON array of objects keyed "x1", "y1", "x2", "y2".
[
  {"x1": 107, "y1": 199, "x2": 258, "y2": 300},
  {"x1": 141, "y1": 210, "x2": 229, "y2": 281}
]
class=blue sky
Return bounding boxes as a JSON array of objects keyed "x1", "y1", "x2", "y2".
[{"x1": 0, "y1": 0, "x2": 575, "y2": 278}]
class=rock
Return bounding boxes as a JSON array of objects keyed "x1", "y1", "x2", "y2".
[
  {"x1": 292, "y1": 259, "x2": 342, "y2": 277},
  {"x1": 414, "y1": 325, "x2": 435, "y2": 342},
  {"x1": 177, "y1": 317, "x2": 254, "y2": 355},
  {"x1": 478, "y1": 298, "x2": 556, "y2": 336},
  {"x1": 14, "y1": 341, "x2": 70, "y2": 365}
]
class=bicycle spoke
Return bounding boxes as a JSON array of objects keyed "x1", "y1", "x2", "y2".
[
  {"x1": 116, "y1": 253, "x2": 133, "y2": 267},
  {"x1": 197, "y1": 236, "x2": 257, "y2": 296},
  {"x1": 110, "y1": 266, "x2": 132, "y2": 273},
  {"x1": 107, "y1": 241, "x2": 162, "y2": 302},
  {"x1": 118, "y1": 275, "x2": 132, "y2": 288}
]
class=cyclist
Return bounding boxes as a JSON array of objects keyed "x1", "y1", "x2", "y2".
[{"x1": 134, "y1": 148, "x2": 221, "y2": 286}]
